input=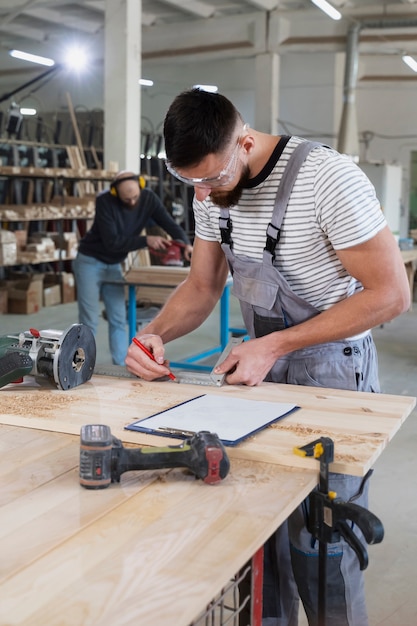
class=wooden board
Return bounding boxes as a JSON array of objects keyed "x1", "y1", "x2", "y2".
[
  {"x1": 124, "y1": 266, "x2": 190, "y2": 305},
  {"x1": 125, "y1": 265, "x2": 190, "y2": 285},
  {"x1": 0, "y1": 425, "x2": 317, "y2": 626},
  {"x1": 0, "y1": 375, "x2": 414, "y2": 477},
  {"x1": 0, "y1": 165, "x2": 116, "y2": 180}
]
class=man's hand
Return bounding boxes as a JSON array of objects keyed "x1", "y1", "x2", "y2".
[
  {"x1": 213, "y1": 336, "x2": 278, "y2": 386},
  {"x1": 125, "y1": 333, "x2": 173, "y2": 381},
  {"x1": 146, "y1": 235, "x2": 172, "y2": 250},
  {"x1": 183, "y1": 243, "x2": 193, "y2": 261}
]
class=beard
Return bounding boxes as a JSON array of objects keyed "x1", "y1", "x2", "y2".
[{"x1": 209, "y1": 165, "x2": 251, "y2": 208}]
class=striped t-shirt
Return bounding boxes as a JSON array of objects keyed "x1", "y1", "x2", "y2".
[{"x1": 193, "y1": 135, "x2": 386, "y2": 311}]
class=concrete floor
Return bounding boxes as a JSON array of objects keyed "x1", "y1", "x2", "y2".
[{"x1": 1, "y1": 297, "x2": 416, "y2": 625}]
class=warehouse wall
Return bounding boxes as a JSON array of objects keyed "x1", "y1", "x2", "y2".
[
  {"x1": 2, "y1": 47, "x2": 416, "y2": 235},
  {"x1": 7, "y1": 48, "x2": 417, "y2": 167},
  {"x1": 139, "y1": 52, "x2": 416, "y2": 236}
]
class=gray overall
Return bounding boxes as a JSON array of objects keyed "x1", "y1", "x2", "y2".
[{"x1": 219, "y1": 141, "x2": 379, "y2": 626}]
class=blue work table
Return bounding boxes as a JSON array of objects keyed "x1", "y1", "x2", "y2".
[{"x1": 125, "y1": 272, "x2": 241, "y2": 371}]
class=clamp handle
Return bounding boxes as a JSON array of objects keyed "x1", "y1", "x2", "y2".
[
  {"x1": 337, "y1": 521, "x2": 369, "y2": 570},
  {"x1": 309, "y1": 490, "x2": 384, "y2": 571},
  {"x1": 334, "y1": 502, "x2": 384, "y2": 570},
  {"x1": 333, "y1": 501, "x2": 384, "y2": 546},
  {"x1": 297, "y1": 437, "x2": 384, "y2": 571}
]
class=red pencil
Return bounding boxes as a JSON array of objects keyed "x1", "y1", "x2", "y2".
[{"x1": 132, "y1": 337, "x2": 176, "y2": 381}]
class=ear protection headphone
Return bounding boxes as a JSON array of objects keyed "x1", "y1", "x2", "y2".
[{"x1": 110, "y1": 174, "x2": 146, "y2": 197}]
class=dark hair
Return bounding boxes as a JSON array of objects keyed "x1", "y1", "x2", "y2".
[{"x1": 163, "y1": 88, "x2": 243, "y2": 168}]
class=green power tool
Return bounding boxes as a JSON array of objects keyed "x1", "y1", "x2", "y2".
[{"x1": 0, "y1": 324, "x2": 96, "y2": 390}]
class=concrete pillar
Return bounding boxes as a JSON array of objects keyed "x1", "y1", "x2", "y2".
[
  {"x1": 279, "y1": 52, "x2": 344, "y2": 149},
  {"x1": 104, "y1": 0, "x2": 141, "y2": 172},
  {"x1": 337, "y1": 23, "x2": 361, "y2": 160},
  {"x1": 254, "y1": 53, "x2": 280, "y2": 134}
]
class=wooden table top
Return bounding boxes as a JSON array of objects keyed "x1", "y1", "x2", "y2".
[
  {"x1": 0, "y1": 424, "x2": 317, "y2": 626},
  {"x1": 0, "y1": 375, "x2": 414, "y2": 476},
  {"x1": 0, "y1": 377, "x2": 414, "y2": 625}
]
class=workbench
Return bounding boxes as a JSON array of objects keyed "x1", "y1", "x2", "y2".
[
  {"x1": 124, "y1": 266, "x2": 237, "y2": 368},
  {"x1": 0, "y1": 376, "x2": 414, "y2": 626}
]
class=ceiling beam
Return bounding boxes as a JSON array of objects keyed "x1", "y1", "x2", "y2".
[
  {"x1": 84, "y1": 0, "x2": 105, "y2": 11},
  {"x1": 84, "y1": 1, "x2": 156, "y2": 26},
  {"x1": 0, "y1": 0, "x2": 39, "y2": 27},
  {"x1": 244, "y1": 0, "x2": 279, "y2": 10},
  {"x1": 160, "y1": 0, "x2": 215, "y2": 19},
  {"x1": 23, "y1": 7, "x2": 101, "y2": 34},
  {"x1": 142, "y1": 13, "x2": 158, "y2": 26},
  {"x1": 0, "y1": 23, "x2": 46, "y2": 42}
]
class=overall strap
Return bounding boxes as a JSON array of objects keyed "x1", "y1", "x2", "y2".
[
  {"x1": 265, "y1": 141, "x2": 321, "y2": 259},
  {"x1": 219, "y1": 210, "x2": 233, "y2": 248}
]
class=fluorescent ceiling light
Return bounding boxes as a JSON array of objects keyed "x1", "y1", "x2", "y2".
[
  {"x1": 140, "y1": 78, "x2": 154, "y2": 86},
  {"x1": 193, "y1": 84, "x2": 218, "y2": 93},
  {"x1": 310, "y1": 0, "x2": 342, "y2": 21},
  {"x1": 402, "y1": 54, "x2": 417, "y2": 73},
  {"x1": 20, "y1": 107, "x2": 37, "y2": 116},
  {"x1": 9, "y1": 49, "x2": 55, "y2": 67}
]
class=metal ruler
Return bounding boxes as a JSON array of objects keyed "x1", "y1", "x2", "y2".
[{"x1": 175, "y1": 336, "x2": 244, "y2": 386}]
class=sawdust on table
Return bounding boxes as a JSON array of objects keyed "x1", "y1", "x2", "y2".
[
  {"x1": 124, "y1": 383, "x2": 195, "y2": 406},
  {"x1": 0, "y1": 392, "x2": 73, "y2": 416},
  {"x1": 268, "y1": 422, "x2": 378, "y2": 464},
  {"x1": 272, "y1": 423, "x2": 326, "y2": 436}
]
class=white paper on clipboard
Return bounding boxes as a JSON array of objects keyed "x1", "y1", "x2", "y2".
[{"x1": 125, "y1": 394, "x2": 299, "y2": 446}]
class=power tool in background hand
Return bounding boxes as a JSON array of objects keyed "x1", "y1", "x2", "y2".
[
  {"x1": 79, "y1": 424, "x2": 230, "y2": 487},
  {"x1": 0, "y1": 324, "x2": 96, "y2": 390},
  {"x1": 149, "y1": 240, "x2": 188, "y2": 267}
]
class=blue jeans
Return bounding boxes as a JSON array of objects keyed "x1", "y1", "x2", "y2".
[{"x1": 73, "y1": 252, "x2": 128, "y2": 366}]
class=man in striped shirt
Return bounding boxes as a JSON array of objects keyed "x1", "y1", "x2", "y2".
[{"x1": 126, "y1": 89, "x2": 409, "y2": 626}]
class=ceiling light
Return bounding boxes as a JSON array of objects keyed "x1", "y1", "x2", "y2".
[
  {"x1": 310, "y1": 0, "x2": 342, "y2": 21},
  {"x1": 63, "y1": 46, "x2": 88, "y2": 71},
  {"x1": 140, "y1": 78, "x2": 154, "y2": 86},
  {"x1": 9, "y1": 49, "x2": 55, "y2": 67},
  {"x1": 193, "y1": 84, "x2": 218, "y2": 93},
  {"x1": 402, "y1": 54, "x2": 417, "y2": 73},
  {"x1": 20, "y1": 107, "x2": 37, "y2": 116}
]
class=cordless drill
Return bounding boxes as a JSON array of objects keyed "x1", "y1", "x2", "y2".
[{"x1": 79, "y1": 424, "x2": 230, "y2": 488}]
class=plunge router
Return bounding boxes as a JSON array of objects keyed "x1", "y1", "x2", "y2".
[{"x1": 0, "y1": 324, "x2": 96, "y2": 390}]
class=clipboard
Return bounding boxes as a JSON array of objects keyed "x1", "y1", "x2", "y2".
[{"x1": 125, "y1": 394, "x2": 299, "y2": 446}]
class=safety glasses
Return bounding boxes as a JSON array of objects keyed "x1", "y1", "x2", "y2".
[{"x1": 166, "y1": 124, "x2": 248, "y2": 188}]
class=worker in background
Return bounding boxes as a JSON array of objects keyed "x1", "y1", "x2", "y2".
[
  {"x1": 73, "y1": 171, "x2": 192, "y2": 366},
  {"x1": 125, "y1": 89, "x2": 410, "y2": 626}
]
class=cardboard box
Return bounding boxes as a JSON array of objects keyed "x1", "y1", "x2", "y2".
[
  {"x1": 62, "y1": 232, "x2": 78, "y2": 258},
  {"x1": 43, "y1": 274, "x2": 62, "y2": 307},
  {"x1": 61, "y1": 272, "x2": 76, "y2": 303},
  {"x1": 14, "y1": 229, "x2": 28, "y2": 251},
  {"x1": 48, "y1": 232, "x2": 78, "y2": 258},
  {"x1": 0, "y1": 230, "x2": 17, "y2": 265},
  {"x1": 43, "y1": 284, "x2": 61, "y2": 307},
  {"x1": 26, "y1": 236, "x2": 56, "y2": 256},
  {"x1": 8, "y1": 274, "x2": 44, "y2": 314}
]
